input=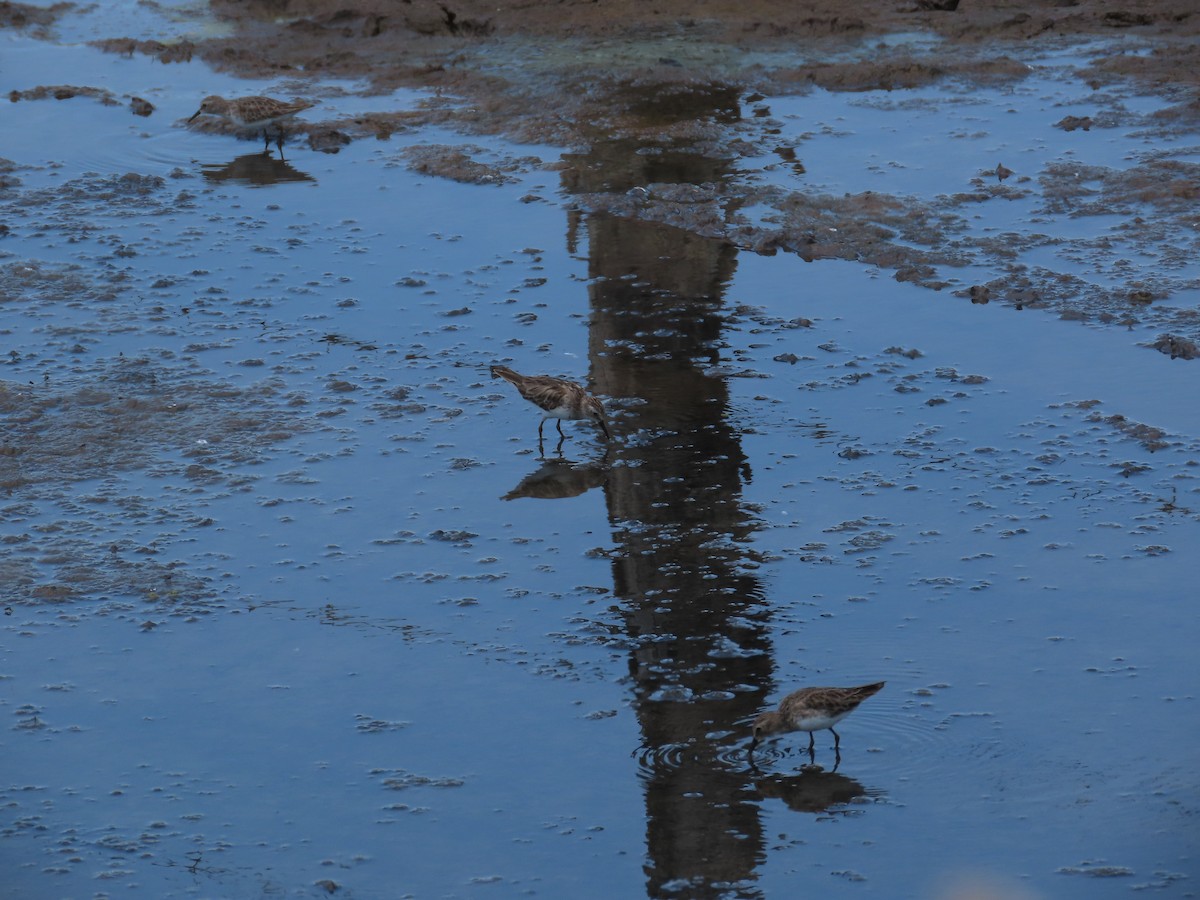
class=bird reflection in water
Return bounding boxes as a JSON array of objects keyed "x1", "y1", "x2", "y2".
[
  {"x1": 200, "y1": 153, "x2": 315, "y2": 188},
  {"x1": 752, "y1": 765, "x2": 882, "y2": 815},
  {"x1": 502, "y1": 455, "x2": 608, "y2": 501}
]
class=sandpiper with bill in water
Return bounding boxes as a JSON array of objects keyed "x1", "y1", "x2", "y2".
[
  {"x1": 188, "y1": 94, "x2": 315, "y2": 157},
  {"x1": 748, "y1": 681, "x2": 884, "y2": 761},
  {"x1": 490, "y1": 365, "x2": 610, "y2": 444}
]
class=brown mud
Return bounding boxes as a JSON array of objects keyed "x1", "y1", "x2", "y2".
[
  {"x1": 3, "y1": 2, "x2": 1197, "y2": 378},
  {"x1": 79, "y1": 0, "x2": 1196, "y2": 350}
]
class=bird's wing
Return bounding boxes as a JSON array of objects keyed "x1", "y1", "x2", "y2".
[{"x1": 519, "y1": 379, "x2": 575, "y2": 412}]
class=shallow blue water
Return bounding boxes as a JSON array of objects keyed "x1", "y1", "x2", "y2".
[{"x1": 1, "y1": 12, "x2": 1198, "y2": 900}]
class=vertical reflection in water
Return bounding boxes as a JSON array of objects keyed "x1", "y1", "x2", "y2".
[{"x1": 565, "y1": 129, "x2": 774, "y2": 897}]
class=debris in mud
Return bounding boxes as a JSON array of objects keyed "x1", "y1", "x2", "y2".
[
  {"x1": 1057, "y1": 863, "x2": 1135, "y2": 877},
  {"x1": 1137, "y1": 544, "x2": 1172, "y2": 555},
  {"x1": 1054, "y1": 115, "x2": 1094, "y2": 131},
  {"x1": 0, "y1": 326, "x2": 310, "y2": 614},
  {"x1": 307, "y1": 126, "x2": 351, "y2": 153},
  {"x1": 90, "y1": 37, "x2": 195, "y2": 63},
  {"x1": 0, "y1": 360, "x2": 298, "y2": 475},
  {"x1": 1040, "y1": 158, "x2": 1200, "y2": 218},
  {"x1": 844, "y1": 530, "x2": 895, "y2": 553},
  {"x1": 0, "y1": 157, "x2": 18, "y2": 190},
  {"x1": 775, "y1": 56, "x2": 1029, "y2": 93},
  {"x1": 1101, "y1": 11, "x2": 1154, "y2": 28},
  {"x1": 8, "y1": 84, "x2": 120, "y2": 106},
  {"x1": 355, "y1": 715, "x2": 411, "y2": 733},
  {"x1": 2, "y1": 542, "x2": 217, "y2": 613},
  {"x1": 428, "y1": 528, "x2": 478, "y2": 543},
  {"x1": 894, "y1": 263, "x2": 939, "y2": 284},
  {"x1": 578, "y1": 180, "x2": 732, "y2": 241},
  {"x1": 1006, "y1": 288, "x2": 1041, "y2": 310},
  {"x1": 400, "y1": 144, "x2": 522, "y2": 185},
  {"x1": 0, "y1": 1, "x2": 71, "y2": 30},
  {"x1": 130, "y1": 96, "x2": 154, "y2": 117},
  {"x1": 1149, "y1": 333, "x2": 1198, "y2": 360},
  {"x1": 5, "y1": 174, "x2": 172, "y2": 235},
  {"x1": 588, "y1": 181, "x2": 971, "y2": 289},
  {"x1": 375, "y1": 769, "x2": 466, "y2": 790},
  {"x1": 1080, "y1": 409, "x2": 1173, "y2": 452}
]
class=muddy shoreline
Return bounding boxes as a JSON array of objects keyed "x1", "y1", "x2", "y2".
[
  {"x1": 6, "y1": 1, "x2": 1200, "y2": 349},
  {"x1": 17, "y1": 0, "x2": 1200, "y2": 141},
  {"x1": 144, "y1": 2, "x2": 1200, "y2": 348},
  {"x1": 92, "y1": 0, "x2": 1200, "y2": 139}
]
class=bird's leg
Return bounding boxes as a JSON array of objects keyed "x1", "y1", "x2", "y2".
[
  {"x1": 261, "y1": 130, "x2": 271, "y2": 153},
  {"x1": 831, "y1": 727, "x2": 841, "y2": 752},
  {"x1": 805, "y1": 740, "x2": 816, "y2": 767},
  {"x1": 555, "y1": 434, "x2": 566, "y2": 456},
  {"x1": 807, "y1": 732, "x2": 816, "y2": 753},
  {"x1": 538, "y1": 418, "x2": 547, "y2": 441},
  {"x1": 556, "y1": 419, "x2": 565, "y2": 438}
]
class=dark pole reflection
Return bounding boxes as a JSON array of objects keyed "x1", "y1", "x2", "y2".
[{"x1": 563, "y1": 88, "x2": 776, "y2": 896}]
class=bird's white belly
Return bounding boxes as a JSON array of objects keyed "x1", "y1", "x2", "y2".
[
  {"x1": 789, "y1": 710, "x2": 850, "y2": 732},
  {"x1": 233, "y1": 115, "x2": 284, "y2": 128}
]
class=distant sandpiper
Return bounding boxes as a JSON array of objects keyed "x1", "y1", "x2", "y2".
[
  {"x1": 749, "y1": 681, "x2": 884, "y2": 757},
  {"x1": 491, "y1": 365, "x2": 610, "y2": 442},
  {"x1": 188, "y1": 94, "x2": 315, "y2": 156}
]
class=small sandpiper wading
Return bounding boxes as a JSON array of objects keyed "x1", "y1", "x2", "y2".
[
  {"x1": 748, "y1": 681, "x2": 884, "y2": 762},
  {"x1": 188, "y1": 94, "x2": 315, "y2": 157},
  {"x1": 491, "y1": 365, "x2": 610, "y2": 444}
]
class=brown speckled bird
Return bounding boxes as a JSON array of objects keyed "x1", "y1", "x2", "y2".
[
  {"x1": 491, "y1": 365, "x2": 609, "y2": 442},
  {"x1": 749, "y1": 682, "x2": 884, "y2": 756},
  {"x1": 188, "y1": 94, "x2": 315, "y2": 155}
]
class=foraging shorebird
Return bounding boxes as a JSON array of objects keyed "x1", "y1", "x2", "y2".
[
  {"x1": 491, "y1": 365, "x2": 610, "y2": 442},
  {"x1": 188, "y1": 94, "x2": 314, "y2": 156},
  {"x1": 749, "y1": 682, "x2": 884, "y2": 757}
]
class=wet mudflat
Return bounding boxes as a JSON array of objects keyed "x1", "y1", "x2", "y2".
[{"x1": 1, "y1": 3, "x2": 1199, "y2": 898}]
